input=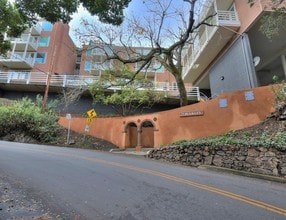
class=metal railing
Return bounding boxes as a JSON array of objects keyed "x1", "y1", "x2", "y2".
[
  {"x1": 0, "y1": 72, "x2": 201, "y2": 101},
  {"x1": 8, "y1": 34, "x2": 39, "y2": 50},
  {"x1": 0, "y1": 72, "x2": 99, "y2": 86},
  {"x1": 0, "y1": 52, "x2": 37, "y2": 67},
  {"x1": 31, "y1": 23, "x2": 42, "y2": 34},
  {"x1": 182, "y1": 9, "x2": 240, "y2": 78},
  {"x1": 217, "y1": 10, "x2": 239, "y2": 23}
]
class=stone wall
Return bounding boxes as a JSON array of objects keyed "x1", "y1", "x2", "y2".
[{"x1": 147, "y1": 145, "x2": 286, "y2": 177}]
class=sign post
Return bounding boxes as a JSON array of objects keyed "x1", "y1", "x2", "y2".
[
  {"x1": 85, "y1": 109, "x2": 97, "y2": 136},
  {"x1": 66, "y1": 113, "x2": 72, "y2": 144}
]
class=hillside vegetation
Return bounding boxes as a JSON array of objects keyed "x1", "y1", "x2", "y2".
[
  {"x1": 0, "y1": 97, "x2": 118, "y2": 150},
  {"x1": 0, "y1": 97, "x2": 60, "y2": 143},
  {"x1": 0, "y1": 84, "x2": 285, "y2": 151}
]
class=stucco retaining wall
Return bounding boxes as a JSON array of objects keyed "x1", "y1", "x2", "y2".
[{"x1": 59, "y1": 85, "x2": 276, "y2": 148}]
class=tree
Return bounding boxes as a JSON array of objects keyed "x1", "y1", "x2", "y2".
[
  {"x1": 15, "y1": 0, "x2": 131, "y2": 25},
  {"x1": 77, "y1": 0, "x2": 212, "y2": 106},
  {"x1": 89, "y1": 68, "x2": 164, "y2": 116},
  {"x1": 0, "y1": 0, "x2": 27, "y2": 55},
  {"x1": 1, "y1": 0, "x2": 131, "y2": 55},
  {"x1": 248, "y1": 0, "x2": 286, "y2": 39}
]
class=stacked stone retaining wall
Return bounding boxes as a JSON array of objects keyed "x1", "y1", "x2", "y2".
[{"x1": 148, "y1": 145, "x2": 286, "y2": 177}]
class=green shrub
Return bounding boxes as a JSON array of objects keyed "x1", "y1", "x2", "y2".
[
  {"x1": 173, "y1": 131, "x2": 286, "y2": 151},
  {"x1": 0, "y1": 97, "x2": 60, "y2": 143}
]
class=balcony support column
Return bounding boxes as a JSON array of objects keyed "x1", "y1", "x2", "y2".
[
  {"x1": 26, "y1": 72, "x2": 31, "y2": 84},
  {"x1": 281, "y1": 54, "x2": 286, "y2": 79},
  {"x1": 23, "y1": 34, "x2": 31, "y2": 60},
  {"x1": 136, "y1": 128, "x2": 142, "y2": 151},
  {"x1": 11, "y1": 41, "x2": 16, "y2": 58}
]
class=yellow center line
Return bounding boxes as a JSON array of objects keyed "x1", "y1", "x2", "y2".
[{"x1": 12, "y1": 147, "x2": 286, "y2": 216}]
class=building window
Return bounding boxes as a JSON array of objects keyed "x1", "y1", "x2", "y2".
[
  {"x1": 38, "y1": 36, "x2": 50, "y2": 47},
  {"x1": 94, "y1": 55, "x2": 102, "y2": 63},
  {"x1": 85, "y1": 61, "x2": 91, "y2": 71},
  {"x1": 136, "y1": 48, "x2": 150, "y2": 55},
  {"x1": 35, "y1": 53, "x2": 47, "y2": 64},
  {"x1": 10, "y1": 72, "x2": 28, "y2": 80},
  {"x1": 41, "y1": 21, "x2": 53, "y2": 31},
  {"x1": 153, "y1": 63, "x2": 164, "y2": 73},
  {"x1": 87, "y1": 49, "x2": 93, "y2": 57}
]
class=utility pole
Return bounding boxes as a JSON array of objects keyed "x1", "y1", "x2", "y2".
[{"x1": 41, "y1": 23, "x2": 58, "y2": 112}]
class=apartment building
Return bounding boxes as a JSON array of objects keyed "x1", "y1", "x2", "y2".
[
  {"x1": 182, "y1": 0, "x2": 286, "y2": 97},
  {"x1": 0, "y1": 20, "x2": 200, "y2": 105},
  {"x1": 0, "y1": 21, "x2": 77, "y2": 87},
  {"x1": 79, "y1": 42, "x2": 176, "y2": 86}
]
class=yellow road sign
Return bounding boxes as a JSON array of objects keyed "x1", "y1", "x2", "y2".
[
  {"x1": 87, "y1": 109, "x2": 97, "y2": 118},
  {"x1": 86, "y1": 118, "x2": 92, "y2": 124}
]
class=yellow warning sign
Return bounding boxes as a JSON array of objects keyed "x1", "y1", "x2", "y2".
[
  {"x1": 86, "y1": 118, "x2": 92, "y2": 124},
  {"x1": 87, "y1": 109, "x2": 97, "y2": 118}
]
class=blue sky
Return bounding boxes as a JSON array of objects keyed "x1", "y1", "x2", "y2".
[
  {"x1": 69, "y1": 0, "x2": 147, "y2": 46},
  {"x1": 69, "y1": 0, "x2": 191, "y2": 47}
]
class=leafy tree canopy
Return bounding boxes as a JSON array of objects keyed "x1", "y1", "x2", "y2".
[
  {"x1": 248, "y1": 0, "x2": 286, "y2": 39},
  {"x1": 1, "y1": 0, "x2": 131, "y2": 54},
  {"x1": 0, "y1": 0, "x2": 27, "y2": 55},
  {"x1": 15, "y1": 0, "x2": 131, "y2": 25},
  {"x1": 89, "y1": 68, "x2": 164, "y2": 116}
]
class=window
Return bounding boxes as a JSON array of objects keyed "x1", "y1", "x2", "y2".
[
  {"x1": 103, "y1": 46, "x2": 112, "y2": 56},
  {"x1": 35, "y1": 53, "x2": 47, "y2": 64},
  {"x1": 10, "y1": 72, "x2": 28, "y2": 80},
  {"x1": 87, "y1": 49, "x2": 92, "y2": 57},
  {"x1": 94, "y1": 55, "x2": 102, "y2": 63},
  {"x1": 136, "y1": 48, "x2": 150, "y2": 55},
  {"x1": 84, "y1": 61, "x2": 91, "y2": 71},
  {"x1": 152, "y1": 63, "x2": 164, "y2": 73},
  {"x1": 94, "y1": 60, "x2": 111, "y2": 70},
  {"x1": 38, "y1": 36, "x2": 50, "y2": 47},
  {"x1": 41, "y1": 21, "x2": 53, "y2": 31}
]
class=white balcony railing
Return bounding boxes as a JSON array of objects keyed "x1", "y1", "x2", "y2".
[
  {"x1": 8, "y1": 34, "x2": 39, "y2": 50},
  {"x1": 0, "y1": 72, "x2": 201, "y2": 101},
  {"x1": 217, "y1": 10, "x2": 240, "y2": 25},
  {"x1": 153, "y1": 82, "x2": 200, "y2": 99},
  {"x1": 32, "y1": 23, "x2": 42, "y2": 34},
  {"x1": 182, "y1": 9, "x2": 240, "y2": 79},
  {"x1": 0, "y1": 52, "x2": 37, "y2": 68}
]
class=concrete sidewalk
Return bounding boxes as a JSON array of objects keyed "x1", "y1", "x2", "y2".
[{"x1": 110, "y1": 148, "x2": 153, "y2": 156}]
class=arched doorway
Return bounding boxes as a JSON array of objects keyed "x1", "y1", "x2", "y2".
[
  {"x1": 141, "y1": 120, "x2": 155, "y2": 148},
  {"x1": 125, "y1": 122, "x2": 138, "y2": 148}
]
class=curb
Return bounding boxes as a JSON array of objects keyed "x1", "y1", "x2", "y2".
[
  {"x1": 110, "y1": 148, "x2": 153, "y2": 156},
  {"x1": 199, "y1": 165, "x2": 286, "y2": 184},
  {"x1": 109, "y1": 148, "x2": 125, "y2": 152}
]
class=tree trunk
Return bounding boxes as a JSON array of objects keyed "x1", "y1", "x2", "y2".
[{"x1": 175, "y1": 75, "x2": 188, "y2": 106}]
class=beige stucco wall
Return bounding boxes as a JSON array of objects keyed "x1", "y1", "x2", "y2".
[
  {"x1": 59, "y1": 85, "x2": 276, "y2": 148},
  {"x1": 235, "y1": 0, "x2": 263, "y2": 33},
  {"x1": 235, "y1": 0, "x2": 285, "y2": 33}
]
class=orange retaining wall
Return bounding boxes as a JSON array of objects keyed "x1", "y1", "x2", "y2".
[{"x1": 58, "y1": 86, "x2": 276, "y2": 148}]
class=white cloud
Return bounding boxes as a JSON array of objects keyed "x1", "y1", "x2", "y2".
[{"x1": 69, "y1": 5, "x2": 96, "y2": 47}]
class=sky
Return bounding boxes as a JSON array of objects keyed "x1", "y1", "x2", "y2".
[
  {"x1": 8, "y1": 0, "x2": 146, "y2": 46},
  {"x1": 7, "y1": 0, "x2": 203, "y2": 47},
  {"x1": 69, "y1": 0, "x2": 147, "y2": 47},
  {"x1": 68, "y1": 0, "x2": 191, "y2": 47}
]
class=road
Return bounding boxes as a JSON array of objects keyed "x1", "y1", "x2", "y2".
[{"x1": 0, "y1": 141, "x2": 285, "y2": 220}]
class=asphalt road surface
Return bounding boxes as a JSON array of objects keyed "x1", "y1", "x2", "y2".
[{"x1": 0, "y1": 141, "x2": 286, "y2": 220}]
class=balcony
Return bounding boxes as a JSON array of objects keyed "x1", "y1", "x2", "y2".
[
  {"x1": 0, "y1": 72, "x2": 201, "y2": 101},
  {"x1": 8, "y1": 34, "x2": 39, "y2": 52},
  {"x1": 0, "y1": 52, "x2": 37, "y2": 69},
  {"x1": 182, "y1": 2, "x2": 241, "y2": 86},
  {"x1": 24, "y1": 23, "x2": 42, "y2": 36}
]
